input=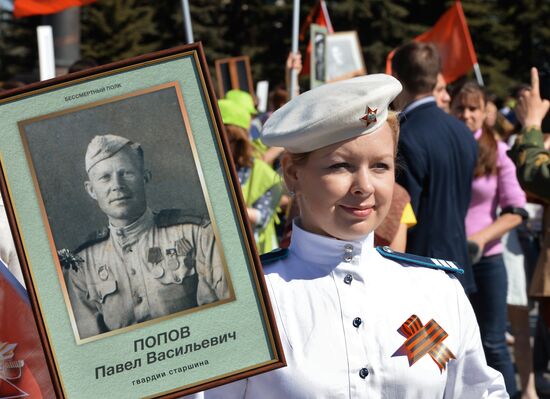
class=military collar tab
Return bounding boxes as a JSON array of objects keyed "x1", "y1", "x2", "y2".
[
  {"x1": 376, "y1": 246, "x2": 464, "y2": 275},
  {"x1": 260, "y1": 248, "x2": 289, "y2": 265}
]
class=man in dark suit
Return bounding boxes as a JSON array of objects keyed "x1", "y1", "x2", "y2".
[{"x1": 391, "y1": 42, "x2": 478, "y2": 294}]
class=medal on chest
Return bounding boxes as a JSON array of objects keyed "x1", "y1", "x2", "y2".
[
  {"x1": 165, "y1": 248, "x2": 180, "y2": 271},
  {"x1": 97, "y1": 265, "x2": 109, "y2": 281}
]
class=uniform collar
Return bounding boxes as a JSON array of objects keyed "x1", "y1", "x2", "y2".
[
  {"x1": 288, "y1": 220, "x2": 375, "y2": 266},
  {"x1": 401, "y1": 96, "x2": 436, "y2": 116},
  {"x1": 109, "y1": 208, "x2": 154, "y2": 250}
]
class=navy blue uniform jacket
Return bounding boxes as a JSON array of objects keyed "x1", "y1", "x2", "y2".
[{"x1": 396, "y1": 100, "x2": 478, "y2": 294}]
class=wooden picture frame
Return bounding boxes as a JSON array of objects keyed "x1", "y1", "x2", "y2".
[
  {"x1": 326, "y1": 31, "x2": 367, "y2": 82},
  {"x1": 0, "y1": 43, "x2": 284, "y2": 398},
  {"x1": 214, "y1": 56, "x2": 255, "y2": 99}
]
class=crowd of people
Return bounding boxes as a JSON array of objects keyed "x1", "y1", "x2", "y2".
[
  {"x1": 1, "y1": 39, "x2": 550, "y2": 398},
  {"x1": 204, "y1": 42, "x2": 549, "y2": 398}
]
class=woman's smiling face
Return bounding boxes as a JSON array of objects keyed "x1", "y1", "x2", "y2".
[{"x1": 283, "y1": 121, "x2": 396, "y2": 241}]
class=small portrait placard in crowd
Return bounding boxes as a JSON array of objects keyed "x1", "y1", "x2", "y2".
[
  {"x1": 0, "y1": 43, "x2": 284, "y2": 398},
  {"x1": 214, "y1": 55, "x2": 255, "y2": 99},
  {"x1": 326, "y1": 30, "x2": 367, "y2": 82},
  {"x1": 310, "y1": 23, "x2": 328, "y2": 89}
]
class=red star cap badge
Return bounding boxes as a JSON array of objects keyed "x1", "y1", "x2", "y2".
[{"x1": 360, "y1": 107, "x2": 378, "y2": 127}]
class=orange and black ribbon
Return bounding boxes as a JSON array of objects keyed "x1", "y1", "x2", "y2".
[{"x1": 392, "y1": 315, "x2": 455, "y2": 372}]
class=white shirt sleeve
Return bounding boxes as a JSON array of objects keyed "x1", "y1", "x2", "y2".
[
  {"x1": 181, "y1": 393, "x2": 204, "y2": 399},
  {"x1": 444, "y1": 280, "x2": 509, "y2": 398},
  {"x1": 204, "y1": 378, "x2": 247, "y2": 399}
]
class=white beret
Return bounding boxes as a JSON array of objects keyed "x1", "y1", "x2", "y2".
[
  {"x1": 261, "y1": 74, "x2": 402, "y2": 153},
  {"x1": 85, "y1": 134, "x2": 141, "y2": 173}
]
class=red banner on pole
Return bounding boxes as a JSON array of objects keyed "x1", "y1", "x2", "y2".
[
  {"x1": 14, "y1": 0, "x2": 96, "y2": 18},
  {"x1": 386, "y1": 1, "x2": 477, "y2": 84}
]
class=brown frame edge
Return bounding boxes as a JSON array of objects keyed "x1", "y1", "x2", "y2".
[
  {"x1": 213, "y1": 55, "x2": 255, "y2": 100},
  {"x1": 0, "y1": 41, "x2": 285, "y2": 398}
]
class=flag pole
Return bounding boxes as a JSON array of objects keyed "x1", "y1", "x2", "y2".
[
  {"x1": 473, "y1": 63, "x2": 484, "y2": 86},
  {"x1": 290, "y1": 0, "x2": 300, "y2": 99},
  {"x1": 181, "y1": 0, "x2": 194, "y2": 44}
]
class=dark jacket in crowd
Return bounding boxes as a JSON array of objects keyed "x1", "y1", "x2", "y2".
[{"x1": 397, "y1": 99, "x2": 478, "y2": 294}]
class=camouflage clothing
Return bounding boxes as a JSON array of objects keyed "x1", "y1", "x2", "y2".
[{"x1": 508, "y1": 127, "x2": 550, "y2": 202}]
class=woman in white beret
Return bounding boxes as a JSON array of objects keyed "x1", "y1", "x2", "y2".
[{"x1": 205, "y1": 74, "x2": 508, "y2": 398}]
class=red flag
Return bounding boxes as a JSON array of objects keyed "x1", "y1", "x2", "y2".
[
  {"x1": 300, "y1": 0, "x2": 334, "y2": 77},
  {"x1": 386, "y1": 1, "x2": 477, "y2": 84},
  {"x1": 0, "y1": 261, "x2": 55, "y2": 398},
  {"x1": 14, "y1": 0, "x2": 96, "y2": 18}
]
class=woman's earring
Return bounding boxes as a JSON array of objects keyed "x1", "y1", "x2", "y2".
[{"x1": 288, "y1": 190, "x2": 295, "y2": 197}]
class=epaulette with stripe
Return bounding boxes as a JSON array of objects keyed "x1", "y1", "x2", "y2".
[
  {"x1": 154, "y1": 209, "x2": 210, "y2": 228},
  {"x1": 260, "y1": 248, "x2": 289, "y2": 265},
  {"x1": 75, "y1": 210, "x2": 209, "y2": 253},
  {"x1": 74, "y1": 227, "x2": 110, "y2": 253},
  {"x1": 376, "y1": 246, "x2": 464, "y2": 275}
]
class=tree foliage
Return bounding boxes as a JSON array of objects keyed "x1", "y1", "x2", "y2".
[
  {"x1": 0, "y1": 11, "x2": 39, "y2": 81},
  {"x1": 80, "y1": 0, "x2": 159, "y2": 64},
  {"x1": 0, "y1": 0, "x2": 548, "y2": 100}
]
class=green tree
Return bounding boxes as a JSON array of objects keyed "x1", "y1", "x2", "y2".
[
  {"x1": 225, "y1": 0, "x2": 294, "y2": 86},
  {"x1": 149, "y1": 0, "x2": 233, "y2": 92},
  {"x1": 496, "y1": 0, "x2": 550, "y2": 96},
  {"x1": 460, "y1": 0, "x2": 518, "y2": 98},
  {"x1": 0, "y1": 11, "x2": 39, "y2": 82},
  {"x1": 1, "y1": 0, "x2": 547, "y2": 103},
  {"x1": 80, "y1": 0, "x2": 159, "y2": 64},
  {"x1": 328, "y1": 0, "x2": 429, "y2": 73}
]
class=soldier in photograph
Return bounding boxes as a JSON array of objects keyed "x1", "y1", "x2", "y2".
[{"x1": 62, "y1": 134, "x2": 229, "y2": 339}]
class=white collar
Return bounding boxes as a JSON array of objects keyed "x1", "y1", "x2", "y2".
[
  {"x1": 402, "y1": 96, "x2": 435, "y2": 116},
  {"x1": 288, "y1": 221, "x2": 375, "y2": 267}
]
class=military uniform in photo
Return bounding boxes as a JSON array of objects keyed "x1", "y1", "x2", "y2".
[{"x1": 62, "y1": 135, "x2": 229, "y2": 339}]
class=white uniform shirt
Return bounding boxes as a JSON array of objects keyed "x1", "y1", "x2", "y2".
[{"x1": 205, "y1": 223, "x2": 507, "y2": 399}]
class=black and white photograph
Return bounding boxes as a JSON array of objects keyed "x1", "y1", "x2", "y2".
[
  {"x1": 326, "y1": 30, "x2": 367, "y2": 82},
  {"x1": 18, "y1": 82, "x2": 233, "y2": 343},
  {"x1": 314, "y1": 32, "x2": 326, "y2": 81},
  {"x1": 310, "y1": 23, "x2": 328, "y2": 89}
]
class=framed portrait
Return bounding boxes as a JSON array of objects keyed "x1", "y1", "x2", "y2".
[
  {"x1": 326, "y1": 31, "x2": 367, "y2": 82},
  {"x1": 310, "y1": 23, "x2": 328, "y2": 89},
  {"x1": 0, "y1": 43, "x2": 284, "y2": 398},
  {"x1": 214, "y1": 56, "x2": 255, "y2": 99}
]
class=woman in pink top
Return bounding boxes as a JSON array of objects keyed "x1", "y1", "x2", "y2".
[{"x1": 451, "y1": 82, "x2": 527, "y2": 398}]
